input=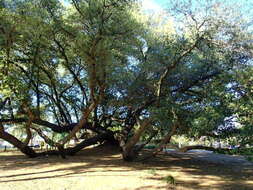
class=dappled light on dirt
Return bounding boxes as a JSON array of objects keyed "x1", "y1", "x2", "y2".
[{"x1": 0, "y1": 146, "x2": 252, "y2": 190}]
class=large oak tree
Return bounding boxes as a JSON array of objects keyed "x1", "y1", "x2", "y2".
[{"x1": 0, "y1": 0, "x2": 252, "y2": 161}]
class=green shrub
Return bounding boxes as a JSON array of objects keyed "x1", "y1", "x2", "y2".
[{"x1": 162, "y1": 175, "x2": 176, "y2": 185}]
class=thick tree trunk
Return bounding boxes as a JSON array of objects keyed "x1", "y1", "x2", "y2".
[
  {"x1": 36, "y1": 131, "x2": 116, "y2": 157},
  {"x1": 0, "y1": 121, "x2": 117, "y2": 158},
  {"x1": 66, "y1": 132, "x2": 114, "y2": 155},
  {"x1": 122, "y1": 149, "x2": 136, "y2": 162},
  {"x1": 122, "y1": 118, "x2": 152, "y2": 161}
]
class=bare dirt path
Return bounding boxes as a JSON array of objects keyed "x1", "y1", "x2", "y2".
[
  {"x1": 165, "y1": 149, "x2": 253, "y2": 168},
  {"x1": 0, "y1": 146, "x2": 252, "y2": 190}
]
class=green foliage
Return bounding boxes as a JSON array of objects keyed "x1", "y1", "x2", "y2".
[
  {"x1": 216, "y1": 148, "x2": 253, "y2": 156},
  {"x1": 162, "y1": 175, "x2": 176, "y2": 185},
  {"x1": 147, "y1": 169, "x2": 176, "y2": 185},
  {"x1": 0, "y1": 0, "x2": 252, "y2": 152}
]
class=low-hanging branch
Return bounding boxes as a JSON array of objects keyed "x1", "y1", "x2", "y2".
[
  {"x1": 35, "y1": 131, "x2": 115, "y2": 157},
  {"x1": 0, "y1": 117, "x2": 109, "y2": 134}
]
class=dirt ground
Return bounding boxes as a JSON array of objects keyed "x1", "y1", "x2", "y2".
[{"x1": 0, "y1": 145, "x2": 252, "y2": 190}]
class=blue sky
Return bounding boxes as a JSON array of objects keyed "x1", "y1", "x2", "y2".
[
  {"x1": 143, "y1": 0, "x2": 253, "y2": 24},
  {"x1": 141, "y1": 0, "x2": 165, "y2": 11},
  {"x1": 153, "y1": 0, "x2": 168, "y2": 6},
  {"x1": 60, "y1": 0, "x2": 252, "y2": 21},
  {"x1": 60, "y1": 0, "x2": 167, "y2": 11}
]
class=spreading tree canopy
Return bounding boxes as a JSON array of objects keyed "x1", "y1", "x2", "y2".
[{"x1": 0, "y1": 0, "x2": 252, "y2": 161}]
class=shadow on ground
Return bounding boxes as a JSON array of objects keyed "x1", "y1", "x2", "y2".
[{"x1": 0, "y1": 144, "x2": 252, "y2": 190}]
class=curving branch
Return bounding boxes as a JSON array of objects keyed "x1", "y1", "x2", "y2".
[
  {"x1": 0, "y1": 123, "x2": 37, "y2": 157},
  {"x1": 0, "y1": 117, "x2": 105, "y2": 134}
]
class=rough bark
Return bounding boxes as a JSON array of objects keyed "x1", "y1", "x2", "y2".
[{"x1": 122, "y1": 118, "x2": 152, "y2": 161}]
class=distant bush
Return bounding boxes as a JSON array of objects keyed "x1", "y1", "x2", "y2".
[{"x1": 216, "y1": 148, "x2": 253, "y2": 156}]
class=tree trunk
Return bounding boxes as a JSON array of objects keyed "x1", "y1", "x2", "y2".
[
  {"x1": 122, "y1": 118, "x2": 152, "y2": 161},
  {"x1": 23, "y1": 120, "x2": 32, "y2": 146},
  {"x1": 36, "y1": 131, "x2": 115, "y2": 157},
  {"x1": 122, "y1": 149, "x2": 136, "y2": 161},
  {"x1": 66, "y1": 132, "x2": 113, "y2": 155},
  {"x1": 60, "y1": 101, "x2": 99, "y2": 145}
]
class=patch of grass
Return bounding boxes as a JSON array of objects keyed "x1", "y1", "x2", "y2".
[
  {"x1": 147, "y1": 168, "x2": 157, "y2": 175},
  {"x1": 162, "y1": 175, "x2": 176, "y2": 185},
  {"x1": 147, "y1": 169, "x2": 176, "y2": 185}
]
